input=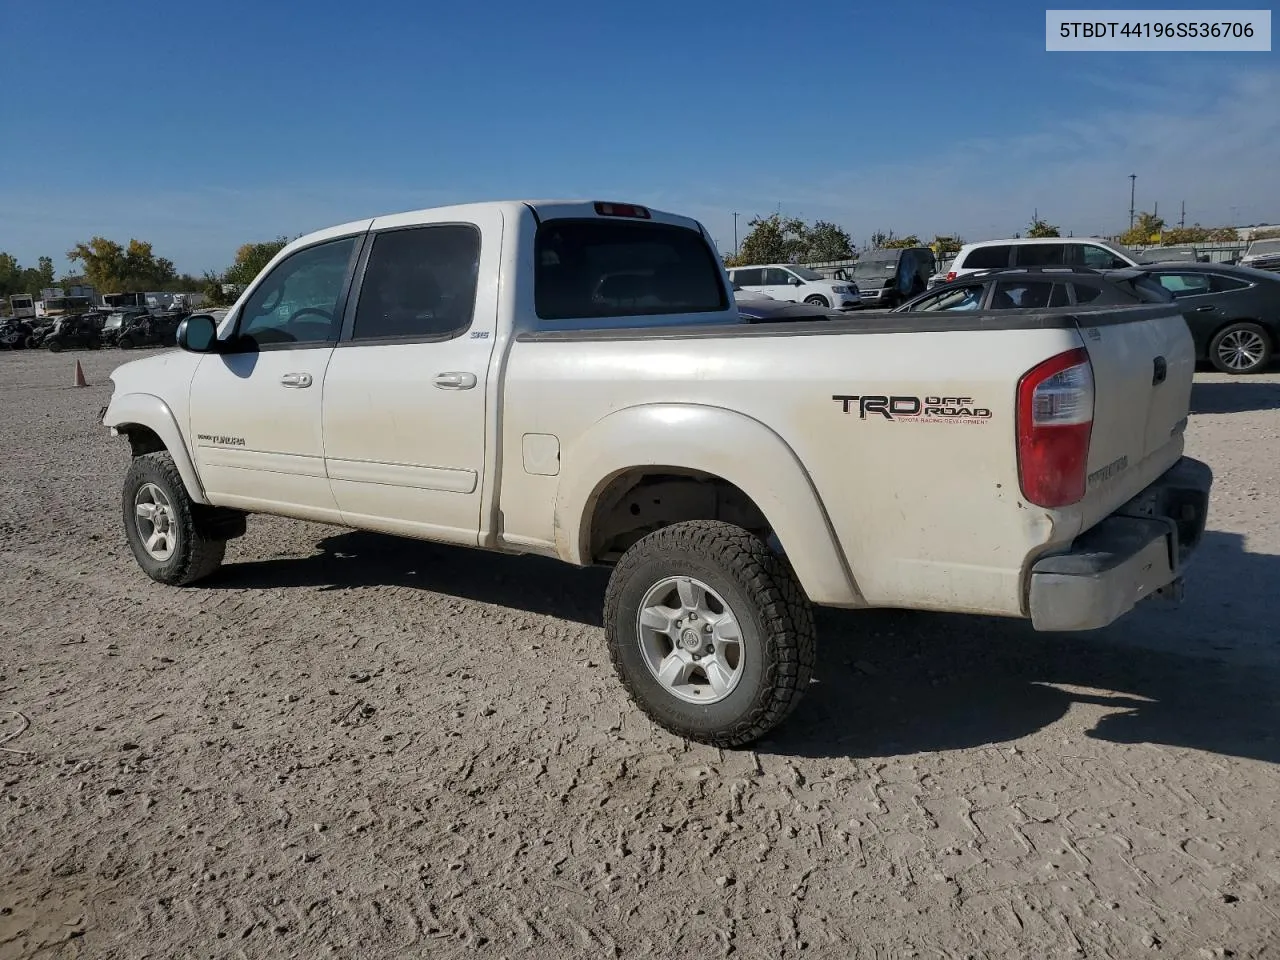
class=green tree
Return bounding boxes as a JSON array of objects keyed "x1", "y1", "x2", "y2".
[
  {"x1": 1118, "y1": 211, "x2": 1165, "y2": 247},
  {"x1": 1161, "y1": 225, "x2": 1211, "y2": 245},
  {"x1": 1027, "y1": 217, "x2": 1060, "y2": 238},
  {"x1": 880, "y1": 234, "x2": 921, "y2": 249},
  {"x1": 726, "y1": 215, "x2": 809, "y2": 266},
  {"x1": 0, "y1": 252, "x2": 60, "y2": 303},
  {"x1": 804, "y1": 220, "x2": 854, "y2": 261},
  {"x1": 930, "y1": 235, "x2": 963, "y2": 255},
  {"x1": 223, "y1": 237, "x2": 290, "y2": 287},
  {"x1": 67, "y1": 237, "x2": 177, "y2": 292},
  {"x1": 869, "y1": 230, "x2": 896, "y2": 248}
]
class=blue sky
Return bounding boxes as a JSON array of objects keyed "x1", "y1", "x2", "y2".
[{"x1": 1, "y1": 0, "x2": 1276, "y2": 274}]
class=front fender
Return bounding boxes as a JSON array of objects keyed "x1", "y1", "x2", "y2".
[
  {"x1": 554, "y1": 403, "x2": 862, "y2": 606},
  {"x1": 103, "y1": 392, "x2": 209, "y2": 504}
]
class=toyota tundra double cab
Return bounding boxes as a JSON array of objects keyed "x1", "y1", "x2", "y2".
[{"x1": 102, "y1": 199, "x2": 1212, "y2": 746}]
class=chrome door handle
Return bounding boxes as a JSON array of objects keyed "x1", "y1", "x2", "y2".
[
  {"x1": 280, "y1": 373, "x2": 313, "y2": 388},
  {"x1": 433, "y1": 372, "x2": 477, "y2": 390},
  {"x1": 1194, "y1": 304, "x2": 1215, "y2": 312}
]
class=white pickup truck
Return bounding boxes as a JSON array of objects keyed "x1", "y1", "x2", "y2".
[{"x1": 102, "y1": 200, "x2": 1213, "y2": 747}]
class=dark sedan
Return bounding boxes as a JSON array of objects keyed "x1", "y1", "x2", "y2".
[
  {"x1": 888, "y1": 266, "x2": 1172, "y2": 314},
  {"x1": 1126, "y1": 262, "x2": 1280, "y2": 374},
  {"x1": 733, "y1": 296, "x2": 844, "y2": 323}
]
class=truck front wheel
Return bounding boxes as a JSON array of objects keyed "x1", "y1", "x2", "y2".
[
  {"x1": 122, "y1": 452, "x2": 226, "y2": 585},
  {"x1": 603, "y1": 521, "x2": 816, "y2": 747}
]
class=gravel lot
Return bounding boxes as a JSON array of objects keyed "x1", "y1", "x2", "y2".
[{"x1": 2, "y1": 349, "x2": 1278, "y2": 960}]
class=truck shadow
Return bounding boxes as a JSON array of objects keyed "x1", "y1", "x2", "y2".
[
  {"x1": 210, "y1": 529, "x2": 1279, "y2": 766},
  {"x1": 773, "y1": 529, "x2": 1280, "y2": 765},
  {"x1": 1190, "y1": 378, "x2": 1280, "y2": 414}
]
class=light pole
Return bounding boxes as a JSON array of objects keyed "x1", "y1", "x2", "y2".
[
  {"x1": 732, "y1": 212, "x2": 739, "y2": 255},
  {"x1": 1128, "y1": 174, "x2": 1137, "y2": 230}
]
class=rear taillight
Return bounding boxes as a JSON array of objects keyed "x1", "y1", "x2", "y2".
[
  {"x1": 945, "y1": 271, "x2": 956, "y2": 282},
  {"x1": 1016, "y1": 347, "x2": 1094, "y2": 508}
]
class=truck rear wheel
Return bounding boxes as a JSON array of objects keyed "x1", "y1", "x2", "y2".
[
  {"x1": 122, "y1": 452, "x2": 226, "y2": 586},
  {"x1": 603, "y1": 521, "x2": 816, "y2": 747}
]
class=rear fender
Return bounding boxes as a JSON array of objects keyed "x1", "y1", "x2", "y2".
[
  {"x1": 554, "y1": 403, "x2": 862, "y2": 606},
  {"x1": 103, "y1": 392, "x2": 209, "y2": 504}
]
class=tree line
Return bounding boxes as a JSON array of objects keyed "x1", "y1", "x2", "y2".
[
  {"x1": 726, "y1": 211, "x2": 1271, "y2": 267},
  {"x1": 0, "y1": 235, "x2": 293, "y2": 309}
]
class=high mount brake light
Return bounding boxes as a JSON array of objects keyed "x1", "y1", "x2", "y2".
[
  {"x1": 593, "y1": 202, "x2": 651, "y2": 219},
  {"x1": 1016, "y1": 347, "x2": 1094, "y2": 508}
]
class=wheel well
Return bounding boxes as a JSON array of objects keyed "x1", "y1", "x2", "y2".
[
  {"x1": 118, "y1": 424, "x2": 167, "y2": 458},
  {"x1": 586, "y1": 469, "x2": 772, "y2": 564}
]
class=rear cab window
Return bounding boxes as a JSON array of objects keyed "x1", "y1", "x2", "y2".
[{"x1": 535, "y1": 219, "x2": 729, "y2": 323}]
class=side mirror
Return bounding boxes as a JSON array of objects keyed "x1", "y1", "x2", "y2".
[
  {"x1": 791, "y1": 277, "x2": 804, "y2": 286},
  {"x1": 176, "y1": 314, "x2": 218, "y2": 353}
]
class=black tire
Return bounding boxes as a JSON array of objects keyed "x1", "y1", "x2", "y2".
[
  {"x1": 603, "y1": 520, "x2": 816, "y2": 748},
  {"x1": 118, "y1": 337, "x2": 134, "y2": 350},
  {"x1": 1209, "y1": 321, "x2": 1272, "y2": 375},
  {"x1": 122, "y1": 452, "x2": 226, "y2": 586},
  {"x1": 47, "y1": 339, "x2": 63, "y2": 353},
  {"x1": 804, "y1": 295, "x2": 830, "y2": 309}
]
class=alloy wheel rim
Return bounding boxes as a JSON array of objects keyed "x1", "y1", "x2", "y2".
[
  {"x1": 636, "y1": 576, "x2": 744, "y2": 705},
  {"x1": 1219, "y1": 330, "x2": 1265, "y2": 371},
  {"x1": 134, "y1": 483, "x2": 177, "y2": 561}
]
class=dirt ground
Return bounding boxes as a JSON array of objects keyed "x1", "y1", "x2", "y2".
[{"x1": 2, "y1": 348, "x2": 1278, "y2": 960}]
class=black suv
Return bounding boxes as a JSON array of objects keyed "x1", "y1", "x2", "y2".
[{"x1": 892, "y1": 266, "x2": 1172, "y2": 313}]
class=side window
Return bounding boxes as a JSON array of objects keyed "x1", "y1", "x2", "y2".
[
  {"x1": 992, "y1": 280, "x2": 1056, "y2": 308},
  {"x1": 762, "y1": 268, "x2": 793, "y2": 285},
  {"x1": 238, "y1": 237, "x2": 357, "y2": 346},
  {"x1": 913, "y1": 284, "x2": 984, "y2": 312},
  {"x1": 1014, "y1": 244, "x2": 1065, "y2": 267},
  {"x1": 961, "y1": 245, "x2": 1011, "y2": 270},
  {"x1": 734, "y1": 268, "x2": 764, "y2": 286},
  {"x1": 1210, "y1": 274, "x2": 1250, "y2": 293},
  {"x1": 1079, "y1": 245, "x2": 1129, "y2": 270},
  {"x1": 1154, "y1": 273, "x2": 1212, "y2": 297},
  {"x1": 1073, "y1": 283, "x2": 1104, "y2": 304},
  {"x1": 352, "y1": 225, "x2": 480, "y2": 341}
]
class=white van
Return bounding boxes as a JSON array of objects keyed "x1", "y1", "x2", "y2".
[
  {"x1": 936, "y1": 237, "x2": 1150, "y2": 286},
  {"x1": 726, "y1": 264, "x2": 861, "y2": 309}
]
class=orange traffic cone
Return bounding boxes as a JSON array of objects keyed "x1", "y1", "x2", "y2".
[{"x1": 73, "y1": 360, "x2": 88, "y2": 388}]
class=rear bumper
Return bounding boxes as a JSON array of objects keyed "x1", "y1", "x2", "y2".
[{"x1": 1027, "y1": 457, "x2": 1213, "y2": 632}]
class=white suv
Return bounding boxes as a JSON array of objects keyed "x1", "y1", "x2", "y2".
[
  {"x1": 727, "y1": 264, "x2": 861, "y2": 309},
  {"x1": 935, "y1": 238, "x2": 1148, "y2": 286}
]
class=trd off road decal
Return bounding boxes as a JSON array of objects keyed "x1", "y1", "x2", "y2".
[
  {"x1": 196, "y1": 433, "x2": 246, "y2": 446},
  {"x1": 832, "y1": 394, "x2": 992, "y2": 424}
]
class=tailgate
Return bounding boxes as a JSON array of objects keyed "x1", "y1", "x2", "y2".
[{"x1": 1074, "y1": 305, "x2": 1195, "y2": 528}]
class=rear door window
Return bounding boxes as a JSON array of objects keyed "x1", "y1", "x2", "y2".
[
  {"x1": 1154, "y1": 273, "x2": 1212, "y2": 297},
  {"x1": 535, "y1": 220, "x2": 728, "y2": 320},
  {"x1": 733, "y1": 268, "x2": 765, "y2": 286},
  {"x1": 1014, "y1": 244, "x2": 1066, "y2": 267},
  {"x1": 352, "y1": 225, "x2": 480, "y2": 341},
  {"x1": 991, "y1": 280, "x2": 1057, "y2": 308},
  {"x1": 1073, "y1": 282, "x2": 1105, "y2": 304},
  {"x1": 961, "y1": 245, "x2": 1012, "y2": 269}
]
